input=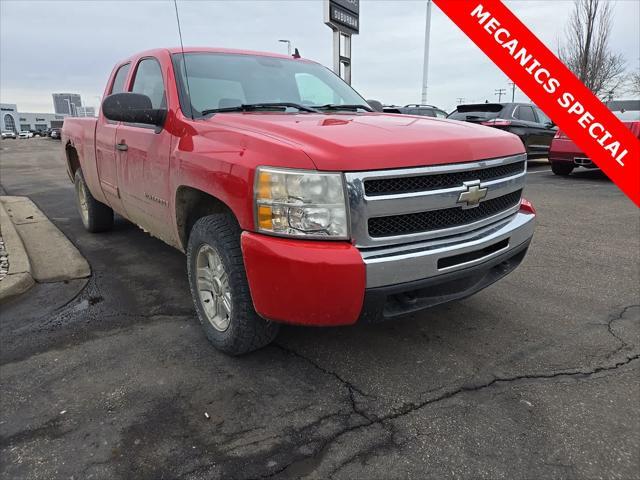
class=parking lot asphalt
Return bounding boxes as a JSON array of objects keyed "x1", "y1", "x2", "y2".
[{"x1": 0, "y1": 138, "x2": 638, "y2": 480}]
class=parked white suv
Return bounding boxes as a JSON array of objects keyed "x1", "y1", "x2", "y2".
[{"x1": 1, "y1": 130, "x2": 16, "y2": 139}]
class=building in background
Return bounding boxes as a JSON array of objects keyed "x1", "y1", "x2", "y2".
[
  {"x1": 52, "y1": 93, "x2": 82, "y2": 116},
  {"x1": 2, "y1": 93, "x2": 96, "y2": 133},
  {"x1": 1, "y1": 103, "x2": 19, "y2": 132},
  {"x1": 18, "y1": 112, "x2": 66, "y2": 131},
  {"x1": 75, "y1": 106, "x2": 96, "y2": 117},
  {"x1": 1, "y1": 103, "x2": 66, "y2": 132}
]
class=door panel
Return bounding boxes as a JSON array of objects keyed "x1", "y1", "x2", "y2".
[
  {"x1": 116, "y1": 124, "x2": 172, "y2": 234},
  {"x1": 116, "y1": 56, "x2": 173, "y2": 243},
  {"x1": 533, "y1": 107, "x2": 558, "y2": 152},
  {"x1": 95, "y1": 62, "x2": 131, "y2": 215},
  {"x1": 96, "y1": 123, "x2": 120, "y2": 199},
  {"x1": 513, "y1": 105, "x2": 550, "y2": 156}
]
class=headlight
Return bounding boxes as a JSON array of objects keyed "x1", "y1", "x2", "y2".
[{"x1": 254, "y1": 167, "x2": 349, "y2": 239}]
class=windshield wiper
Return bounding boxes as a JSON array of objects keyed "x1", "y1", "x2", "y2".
[
  {"x1": 202, "y1": 103, "x2": 319, "y2": 115},
  {"x1": 313, "y1": 104, "x2": 374, "y2": 112}
]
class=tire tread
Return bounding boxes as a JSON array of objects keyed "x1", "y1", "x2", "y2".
[
  {"x1": 187, "y1": 214, "x2": 279, "y2": 355},
  {"x1": 74, "y1": 170, "x2": 114, "y2": 232}
]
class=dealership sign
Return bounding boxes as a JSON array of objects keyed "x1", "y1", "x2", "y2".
[
  {"x1": 325, "y1": 0, "x2": 359, "y2": 34},
  {"x1": 434, "y1": 0, "x2": 640, "y2": 207},
  {"x1": 324, "y1": 0, "x2": 359, "y2": 84}
]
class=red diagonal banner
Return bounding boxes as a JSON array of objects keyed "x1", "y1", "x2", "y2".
[{"x1": 434, "y1": 0, "x2": 640, "y2": 207}]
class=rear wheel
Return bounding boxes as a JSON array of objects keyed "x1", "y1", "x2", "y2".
[
  {"x1": 187, "y1": 214, "x2": 279, "y2": 355},
  {"x1": 74, "y1": 169, "x2": 114, "y2": 232},
  {"x1": 551, "y1": 162, "x2": 574, "y2": 176}
]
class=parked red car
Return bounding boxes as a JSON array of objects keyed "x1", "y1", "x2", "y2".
[
  {"x1": 62, "y1": 47, "x2": 536, "y2": 354},
  {"x1": 549, "y1": 102, "x2": 640, "y2": 176}
]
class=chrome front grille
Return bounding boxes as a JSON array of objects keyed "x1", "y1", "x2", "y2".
[
  {"x1": 364, "y1": 161, "x2": 525, "y2": 196},
  {"x1": 344, "y1": 154, "x2": 527, "y2": 248},
  {"x1": 368, "y1": 189, "x2": 523, "y2": 237}
]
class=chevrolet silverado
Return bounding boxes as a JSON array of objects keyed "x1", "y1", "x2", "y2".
[{"x1": 62, "y1": 47, "x2": 536, "y2": 355}]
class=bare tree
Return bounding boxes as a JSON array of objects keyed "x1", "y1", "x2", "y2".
[
  {"x1": 627, "y1": 71, "x2": 640, "y2": 96},
  {"x1": 558, "y1": 0, "x2": 626, "y2": 98}
]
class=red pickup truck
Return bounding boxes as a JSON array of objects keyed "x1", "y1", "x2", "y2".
[{"x1": 62, "y1": 47, "x2": 536, "y2": 354}]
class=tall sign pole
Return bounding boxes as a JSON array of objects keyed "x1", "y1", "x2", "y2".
[
  {"x1": 324, "y1": 0, "x2": 360, "y2": 84},
  {"x1": 421, "y1": 0, "x2": 432, "y2": 104}
]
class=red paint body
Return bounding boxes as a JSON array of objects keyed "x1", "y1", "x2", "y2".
[
  {"x1": 62, "y1": 47, "x2": 527, "y2": 325},
  {"x1": 241, "y1": 233, "x2": 365, "y2": 325},
  {"x1": 550, "y1": 121, "x2": 640, "y2": 166}
]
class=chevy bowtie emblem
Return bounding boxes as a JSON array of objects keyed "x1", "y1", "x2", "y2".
[{"x1": 457, "y1": 180, "x2": 488, "y2": 208}]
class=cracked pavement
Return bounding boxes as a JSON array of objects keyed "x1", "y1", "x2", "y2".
[{"x1": 0, "y1": 139, "x2": 638, "y2": 479}]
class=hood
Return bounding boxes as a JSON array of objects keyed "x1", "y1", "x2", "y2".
[{"x1": 208, "y1": 113, "x2": 525, "y2": 171}]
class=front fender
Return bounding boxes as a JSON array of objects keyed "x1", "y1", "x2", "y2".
[{"x1": 171, "y1": 126, "x2": 316, "y2": 232}]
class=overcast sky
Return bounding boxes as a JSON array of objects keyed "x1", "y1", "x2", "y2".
[{"x1": 1, "y1": 0, "x2": 638, "y2": 114}]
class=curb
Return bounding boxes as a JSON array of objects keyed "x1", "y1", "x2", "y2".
[
  {"x1": 1, "y1": 196, "x2": 91, "y2": 283},
  {"x1": 0, "y1": 199, "x2": 34, "y2": 302},
  {"x1": 0, "y1": 196, "x2": 92, "y2": 303}
]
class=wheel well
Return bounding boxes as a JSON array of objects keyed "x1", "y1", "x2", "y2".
[
  {"x1": 65, "y1": 143, "x2": 80, "y2": 179},
  {"x1": 175, "y1": 186, "x2": 233, "y2": 249}
]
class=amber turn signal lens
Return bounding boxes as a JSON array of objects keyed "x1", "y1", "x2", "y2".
[
  {"x1": 258, "y1": 205, "x2": 273, "y2": 229},
  {"x1": 257, "y1": 171, "x2": 271, "y2": 200}
]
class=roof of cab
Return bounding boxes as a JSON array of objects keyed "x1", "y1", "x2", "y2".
[{"x1": 119, "y1": 47, "x2": 312, "y2": 64}]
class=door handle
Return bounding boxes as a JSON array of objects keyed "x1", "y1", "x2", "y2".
[{"x1": 116, "y1": 142, "x2": 128, "y2": 151}]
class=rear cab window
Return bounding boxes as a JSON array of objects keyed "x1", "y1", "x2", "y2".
[
  {"x1": 111, "y1": 63, "x2": 131, "y2": 94},
  {"x1": 188, "y1": 78, "x2": 246, "y2": 111},
  {"x1": 104, "y1": 63, "x2": 130, "y2": 122}
]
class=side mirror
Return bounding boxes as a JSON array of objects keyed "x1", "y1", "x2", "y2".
[
  {"x1": 546, "y1": 121, "x2": 556, "y2": 129},
  {"x1": 102, "y1": 93, "x2": 166, "y2": 126},
  {"x1": 366, "y1": 99, "x2": 384, "y2": 112}
]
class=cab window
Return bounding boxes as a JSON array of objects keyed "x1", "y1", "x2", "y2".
[
  {"x1": 110, "y1": 63, "x2": 130, "y2": 94},
  {"x1": 130, "y1": 58, "x2": 166, "y2": 109}
]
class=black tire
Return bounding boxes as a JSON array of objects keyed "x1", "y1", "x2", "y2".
[
  {"x1": 187, "y1": 214, "x2": 279, "y2": 355},
  {"x1": 551, "y1": 162, "x2": 574, "y2": 176},
  {"x1": 74, "y1": 169, "x2": 114, "y2": 232}
]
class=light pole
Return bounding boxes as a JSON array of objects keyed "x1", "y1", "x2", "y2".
[
  {"x1": 421, "y1": 0, "x2": 432, "y2": 105},
  {"x1": 278, "y1": 39, "x2": 292, "y2": 56},
  {"x1": 508, "y1": 82, "x2": 516, "y2": 102},
  {"x1": 495, "y1": 88, "x2": 506, "y2": 102}
]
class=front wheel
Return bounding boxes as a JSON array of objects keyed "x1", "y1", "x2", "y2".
[
  {"x1": 551, "y1": 162, "x2": 574, "y2": 176},
  {"x1": 187, "y1": 214, "x2": 279, "y2": 355}
]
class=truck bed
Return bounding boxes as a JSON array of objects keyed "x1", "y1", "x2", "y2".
[{"x1": 61, "y1": 117, "x2": 97, "y2": 181}]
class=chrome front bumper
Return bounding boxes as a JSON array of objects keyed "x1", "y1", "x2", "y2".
[{"x1": 360, "y1": 211, "x2": 535, "y2": 289}]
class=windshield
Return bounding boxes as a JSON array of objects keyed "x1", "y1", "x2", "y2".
[
  {"x1": 172, "y1": 52, "x2": 368, "y2": 117},
  {"x1": 613, "y1": 109, "x2": 640, "y2": 121}
]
